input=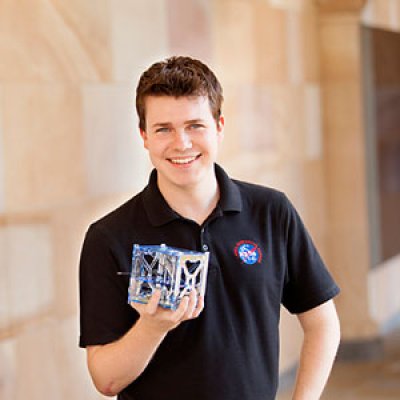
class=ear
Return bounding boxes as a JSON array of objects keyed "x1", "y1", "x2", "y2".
[
  {"x1": 217, "y1": 115, "x2": 225, "y2": 141},
  {"x1": 140, "y1": 128, "x2": 149, "y2": 149}
]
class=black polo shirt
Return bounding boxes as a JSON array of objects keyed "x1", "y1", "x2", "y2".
[{"x1": 79, "y1": 164, "x2": 339, "y2": 400}]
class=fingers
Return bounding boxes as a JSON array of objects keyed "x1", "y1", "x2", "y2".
[
  {"x1": 191, "y1": 295, "x2": 204, "y2": 319},
  {"x1": 146, "y1": 289, "x2": 161, "y2": 314},
  {"x1": 184, "y1": 290, "x2": 199, "y2": 319},
  {"x1": 173, "y1": 293, "x2": 190, "y2": 321},
  {"x1": 130, "y1": 289, "x2": 204, "y2": 331},
  {"x1": 178, "y1": 291, "x2": 204, "y2": 321},
  {"x1": 130, "y1": 289, "x2": 161, "y2": 315}
]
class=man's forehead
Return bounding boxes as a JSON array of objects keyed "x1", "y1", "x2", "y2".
[
  {"x1": 145, "y1": 95, "x2": 212, "y2": 118},
  {"x1": 144, "y1": 94, "x2": 209, "y2": 105}
]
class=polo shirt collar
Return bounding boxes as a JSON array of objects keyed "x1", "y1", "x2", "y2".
[
  {"x1": 142, "y1": 163, "x2": 242, "y2": 227},
  {"x1": 214, "y1": 163, "x2": 242, "y2": 213}
]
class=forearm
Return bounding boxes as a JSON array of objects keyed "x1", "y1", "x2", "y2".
[
  {"x1": 87, "y1": 291, "x2": 203, "y2": 397},
  {"x1": 292, "y1": 301, "x2": 340, "y2": 400},
  {"x1": 87, "y1": 319, "x2": 167, "y2": 397}
]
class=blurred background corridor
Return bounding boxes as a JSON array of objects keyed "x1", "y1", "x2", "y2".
[{"x1": 0, "y1": 0, "x2": 400, "y2": 398}]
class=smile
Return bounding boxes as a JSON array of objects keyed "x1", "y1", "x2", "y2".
[{"x1": 168, "y1": 155, "x2": 200, "y2": 165}]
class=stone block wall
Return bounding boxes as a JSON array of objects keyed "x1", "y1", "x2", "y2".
[{"x1": 1, "y1": 0, "x2": 400, "y2": 398}]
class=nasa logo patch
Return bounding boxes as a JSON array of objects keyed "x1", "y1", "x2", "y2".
[{"x1": 234, "y1": 240, "x2": 262, "y2": 265}]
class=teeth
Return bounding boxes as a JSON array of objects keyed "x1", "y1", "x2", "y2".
[{"x1": 170, "y1": 156, "x2": 197, "y2": 164}]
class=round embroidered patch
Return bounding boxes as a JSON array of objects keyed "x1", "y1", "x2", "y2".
[{"x1": 234, "y1": 240, "x2": 262, "y2": 265}]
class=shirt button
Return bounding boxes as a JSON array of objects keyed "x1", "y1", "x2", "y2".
[{"x1": 202, "y1": 244, "x2": 209, "y2": 251}]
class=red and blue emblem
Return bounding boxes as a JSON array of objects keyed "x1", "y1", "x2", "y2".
[{"x1": 234, "y1": 240, "x2": 262, "y2": 265}]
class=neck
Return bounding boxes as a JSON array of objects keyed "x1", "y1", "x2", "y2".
[{"x1": 158, "y1": 175, "x2": 219, "y2": 225}]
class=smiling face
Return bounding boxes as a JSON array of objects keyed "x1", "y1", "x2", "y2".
[{"x1": 140, "y1": 95, "x2": 224, "y2": 195}]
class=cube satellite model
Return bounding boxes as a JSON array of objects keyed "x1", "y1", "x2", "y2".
[{"x1": 128, "y1": 244, "x2": 210, "y2": 310}]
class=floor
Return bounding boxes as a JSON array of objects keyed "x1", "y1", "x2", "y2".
[{"x1": 277, "y1": 329, "x2": 400, "y2": 400}]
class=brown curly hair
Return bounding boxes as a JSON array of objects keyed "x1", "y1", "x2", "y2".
[{"x1": 136, "y1": 56, "x2": 224, "y2": 131}]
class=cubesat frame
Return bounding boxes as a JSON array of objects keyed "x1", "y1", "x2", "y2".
[{"x1": 128, "y1": 244, "x2": 210, "y2": 310}]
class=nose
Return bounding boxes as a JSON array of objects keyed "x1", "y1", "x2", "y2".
[{"x1": 172, "y1": 130, "x2": 192, "y2": 150}]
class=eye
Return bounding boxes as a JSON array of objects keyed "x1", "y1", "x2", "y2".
[
  {"x1": 188, "y1": 123, "x2": 204, "y2": 130},
  {"x1": 155, "y1": 127, "x2": 170, "y2": 134}
]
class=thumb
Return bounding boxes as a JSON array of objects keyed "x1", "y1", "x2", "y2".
[{"x1": 146, "y1": 289, "x2": 162, "y2": 314}]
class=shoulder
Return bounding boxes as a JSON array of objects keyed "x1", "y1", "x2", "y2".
[
  {"x1": 233, "y1": 178, "x2": 290, "y2": 212},
  {"x1": 88, "y1": 190, "x2": 145, "y2": 239}
]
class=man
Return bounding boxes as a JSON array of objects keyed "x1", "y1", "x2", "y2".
[{"x1": 79, "y1": 56, "x2": 340, "y2": 400}]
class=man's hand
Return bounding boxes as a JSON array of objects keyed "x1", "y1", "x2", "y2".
[
  {"x1": 130, "y1": 289, "x2": 204, "y2": 334},
  {"x1": 87, "y1": 289, "x2": 204, "y2": 396}
]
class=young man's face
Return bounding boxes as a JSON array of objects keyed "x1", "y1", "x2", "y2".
[{"x1": 140, "y1": 95, "x2": 224, "y2": 193}]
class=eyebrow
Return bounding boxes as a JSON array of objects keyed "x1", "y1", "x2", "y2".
[
  {"x1": 185, "y1": 119, "x2": 205, "y2": 124},
  {"x1": 151, "y1": 119, "x2": 205, "y2": 129},
  {"x1": 151, "y1": 122, "x2": 171, "y2": 129}
]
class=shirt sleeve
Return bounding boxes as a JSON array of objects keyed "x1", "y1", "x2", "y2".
[
  {"x1": 281, "y1": 196, "x2": 340, "y2": 314},
  {"x1": 79, "y1": 224, "x2": 138, "y2": 347}
]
